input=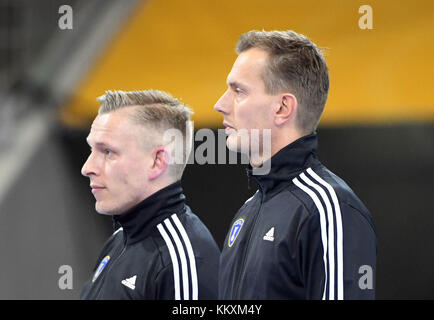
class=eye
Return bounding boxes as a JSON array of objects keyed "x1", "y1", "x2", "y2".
[{"x1": 104, "y1": 149, "x2": 113, "y2": 156}]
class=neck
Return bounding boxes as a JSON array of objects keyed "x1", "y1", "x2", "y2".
[
  {"x1": 148, "y1": 174, "x2": 177, "y2": 197},
  {"x1": 249, "y1": 128, "x2": 305, "y2": 168},
  {"x1": 113, "y1": 180, "x2": 185, "y2": 245}
]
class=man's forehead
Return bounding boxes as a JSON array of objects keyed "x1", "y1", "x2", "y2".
[
  {"x1": 235, "y1": 48, "x2": 268, "y2": 68},
  {"x1": 228, "y1": 49, "x2": 268, "y2": 82},
  {"x1": 87, "y1": 111, "x2": 132, "y2": 143},
  {"x1": 89, "y1": 113, "x2": 108, "y2": 131},
  {"x1": 86, "y1": 109, "x2": 157, "y2": 150}
]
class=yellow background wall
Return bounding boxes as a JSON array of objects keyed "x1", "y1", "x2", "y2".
[{"x1": 61, "y1": 0, "x2": 434, "y2": 128}]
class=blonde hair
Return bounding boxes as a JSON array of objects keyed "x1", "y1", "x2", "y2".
[{"x1": 97, "y1": 89, "x2": 193, "y2": 179}]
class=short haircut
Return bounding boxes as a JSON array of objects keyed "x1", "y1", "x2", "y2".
[
  {"x1": 97, "y1": 89, "x2": 193, "y2": 180},
  {"x1": 236, "y1": 30, "x2": 329, "y2": 134}
]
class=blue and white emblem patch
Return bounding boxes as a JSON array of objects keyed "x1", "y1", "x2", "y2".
[
  {"x1": 228, "y1": 218, "x2": 244, "y2": 247},
  {"x1": 92, "y1": 255, "x2": 110, "y2": 283}
]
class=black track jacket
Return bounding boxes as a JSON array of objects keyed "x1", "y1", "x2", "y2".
[
  {"x1": 81, "y1": 181, "x2": 220, "y2": 300},
  {"x1": 219, "y1": 133, "x2": 377, "y2": 300}
]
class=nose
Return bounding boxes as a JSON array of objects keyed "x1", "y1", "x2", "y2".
[
  {"x1": 81, "y1": 152, "x2": 97, "y2": 177},
  {"x1": 214, "y1": 89, "x2": 231, "y2": 115}
]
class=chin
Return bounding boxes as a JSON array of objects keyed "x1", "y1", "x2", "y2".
[
  {"x1": 95, "y1": 202, "x2": 116, "y2": 216},
  {"x1": 226, "y1": 133, "x2": 250, "y2": 155},
  {"x1": 226, "y1": 135, "x2": 239, "y2": 153}
]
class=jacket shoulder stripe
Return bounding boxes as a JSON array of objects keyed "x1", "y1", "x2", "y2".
[
  {"x1": 244, "y1": 190, "x2": 258, "y2": 205},
  {"x1": 157, "y1": 223, "x2": 181, "y2": 300},
  {"x1": 112, "y1": 227, "x2": 123, "y2": 236},
  {"x1": 171, "y1": 214, "x2": 198, "y2": 300},
  {"x1": 306, "y1": 167, "x2": 344, "y2": 300},
  {"x1": 300, "y1": 171, "x2": 336, "y2": 300},
  {"x1": 292, "y1": 176, "x2": 328, "y2": 300},
  {"x1": 164, "y1": 218, "x2": 190, "y2": 300}
]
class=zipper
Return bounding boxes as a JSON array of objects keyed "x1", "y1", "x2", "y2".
[{"x1": 234, "y1": 184, "x2": 264, "y2": 299}]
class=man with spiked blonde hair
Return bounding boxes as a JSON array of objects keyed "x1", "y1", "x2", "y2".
[{"x1": 80, "y1": 89, "x2": 219, "y2": 300}]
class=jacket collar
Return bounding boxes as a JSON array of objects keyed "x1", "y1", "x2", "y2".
[
  {"x1": 113, "y1": 180, "x2": 186, "y2": 245},
  {"x1": 248, "y1": 133, "x2": 319, "y2": 200}
]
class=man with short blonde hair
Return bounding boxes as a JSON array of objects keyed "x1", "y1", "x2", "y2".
[
  {"x1": 97, "y1": 89, "x2": 193, "y2": 180},
  {"x1": 81, "y1": 89, "x2": 219, "y2": 300}
]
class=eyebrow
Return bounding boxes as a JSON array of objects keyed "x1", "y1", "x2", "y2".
[
  {"x1": 86, "y1": 138, "x2": 112, "y2": 149},
  {"x1": 228, "y1": 81, "x2": 248, "y2": 92}
]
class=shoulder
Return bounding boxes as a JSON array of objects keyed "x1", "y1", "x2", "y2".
[
  {"x1": 289, "y1": 165, "x2": 375, "y2": 236},
  {"x1": 151, "y1": 209, "x2": 219, "y2": 267},
  {"x1": 148, "y1": 210, "x2": 219, "y2": 299},
  {"x1": 103, "y1": 227, "x2": 125, "y2": 250},
  {"x1": 170, "y1": 208, "x2": 220, "y2": 256}
]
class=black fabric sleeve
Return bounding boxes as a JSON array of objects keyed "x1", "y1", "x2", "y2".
[
  {"x1": 296, "y1": 202, "x2": 377, "y2": 300},
  {"x1": 297, "y1": 212, "x2": 327, "y2": 300},
  {"x1": 340, "y1": 202, "x2": 377, "y2": 299},
  {"x1": 153, "y1": 264, "x2": 176, "y2": 300}
]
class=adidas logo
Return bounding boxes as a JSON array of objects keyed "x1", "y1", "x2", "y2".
[
  {"x1": 121, "y1": 275, "x2": 137, "y2": 290},
  {"x1": 263, "y1": 227, "x2": 275, "y2": 242}
]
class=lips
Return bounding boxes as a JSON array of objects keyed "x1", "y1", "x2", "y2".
[
  {"x1": 223, "y1": 122, "x2": 236, "y2": 134},
  {"x1": 90, "y1": 184, "x2": 106, "y2": 193}
]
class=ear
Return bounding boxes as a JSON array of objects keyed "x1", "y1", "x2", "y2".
[
  {"x1": 274, "y1": 93, "x2": 297, "y2": 126},
  {"x1": 148, "y1": 146, "x2": 169, "y2": 180}
]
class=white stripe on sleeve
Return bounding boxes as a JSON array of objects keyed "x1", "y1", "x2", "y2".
[
  {"x1": 157, "y1": 223, "x2": 181, "y2": 300},
  {"x1": 164, "y1": 218, "x2": 190, "y2": 300},
  {"x1": 171, "y1": 214, "x2": 199, "y2": 300},
  {"x1": 300, "y1": 172, "x2": 336, "y2": 300},
  {"x1": 293, "y1": 177, "x2": 329, "y2": 300},
  {"x1": 307, "y1": 167, "x2": 344, "y2": 300}
]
